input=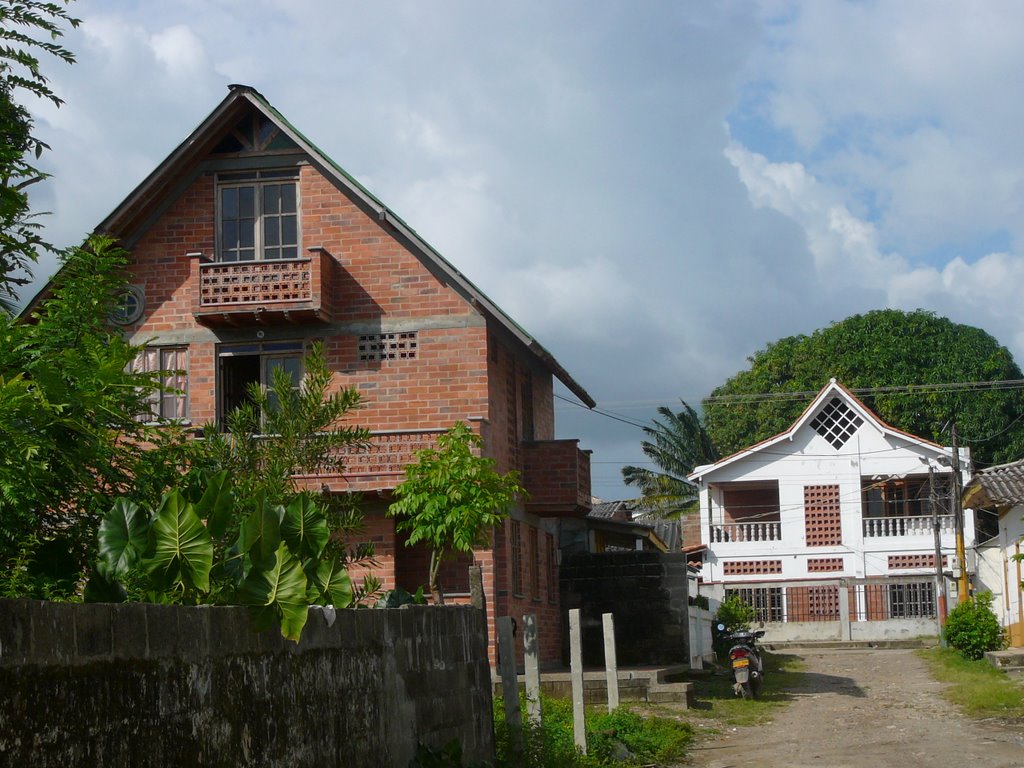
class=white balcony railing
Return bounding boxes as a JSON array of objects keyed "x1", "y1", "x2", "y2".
[
  {"x1": 709, "y1": 521, "x2": 782, "y2": 543},
  {"x1": 863, "y1": 514, "x2": 954, "y2": 538}
]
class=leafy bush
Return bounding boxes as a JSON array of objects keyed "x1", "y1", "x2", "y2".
[
  {"x1": 713, "y1": 594, "x2": 757, "y2": 661},
  {"x1": 944, "y1": 591, "x2": 1004, "y2": 660},
  {"x1": 493, "y1": 694, "x2": 692, "y2": 767}
]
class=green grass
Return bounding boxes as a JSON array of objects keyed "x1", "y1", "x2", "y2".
[
  {"x1": 683, "y1": 651, "x2": 804, "y2": 727},
  {"x1": 917, "y1": 647, "x2": 1024, "y2": 719}
]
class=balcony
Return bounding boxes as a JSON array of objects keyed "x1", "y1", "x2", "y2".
[
  {"x1": 522, "y1": 439, "x2": 592, "y2": 517},
  {"x1": 709, "y1": 521, "x2": 782, "y2": 544},
  {"x1": 863, "y1": 514, "x2": 953, "y2": 538},
  {"x1": 191, "y1": 248, "x2": 334, "y2": 326}
]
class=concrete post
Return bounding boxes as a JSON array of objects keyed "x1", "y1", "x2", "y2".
[
  {"x1": 839, "y1": 583, "x2": 852, "y2": 641},
  {"x1": 569, "y1": 608, "x2": 587, "y2": 755},
  {"x1": 497, "y1": 616, "x2": 522, "y2": 758},
  {"x1": 523, "y1": 614, "x2": 542, "y2": 727},
  {"x1": 602, "y1": 613, "x2": 619, "y2": 712}
]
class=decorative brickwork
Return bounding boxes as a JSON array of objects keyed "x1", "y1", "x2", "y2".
[
  {"x1": 888, "y1": 553, "x2": 943, "y2": 570},
  {"x1": 807, "y1": 557, "x2": 844, "y2": 573},
  {"x1": 723, "y1": 559, "x2": 783, "y2": 576},
  {"x1": 786, "y1": 584, "x2": 840, "y2": 621},
  {"x1": 199, "y1": 259, "x2": 312, "y2": 305},
  {"x1": 357, "y1": 332, "x2": 418, "y2": 361},
  {"x1": 804, "y1": 484, "x2": 842, "y2": 546}
]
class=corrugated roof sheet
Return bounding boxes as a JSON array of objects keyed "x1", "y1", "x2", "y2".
[{"x1": 963, "y1": 458, "x2": 1024, "y2": 509}]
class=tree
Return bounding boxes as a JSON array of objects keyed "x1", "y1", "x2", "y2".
[
  {"x1": 703, "y1": 310, "x2": 1024, "y2": 465},
  {"x1": 0, "y1": 235, "x2": 193, "y2": 593},
  {"x1": 621, "y1": 401, "x2": 719, "y2": 516},
  {"x1": 388, "y1": 422, "x2": 525, "y2": 604},
  {"x1": 0, "y1": 0, "x2": 79, "y2": 311}
]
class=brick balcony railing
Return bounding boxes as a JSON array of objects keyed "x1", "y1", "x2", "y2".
[
  {"x1": 190, "y1": 248, "x2": 333, "y2": 325},
  {"x1": 521, "y1": 439, "x2": 592, "y2": 517}
]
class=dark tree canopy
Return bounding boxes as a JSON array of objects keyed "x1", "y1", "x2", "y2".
[{"x1": 703, "y1": 309, "x2": 1024, "y2": 466}]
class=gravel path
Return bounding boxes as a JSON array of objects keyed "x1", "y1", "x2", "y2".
[{"x1": 685, "y1": 648, "x2": 1024, "y2": 768}]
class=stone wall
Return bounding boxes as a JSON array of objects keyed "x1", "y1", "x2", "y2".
[
  {"x1": 0, "y1": 600, "x2": 494, "y2": 767},
  {"x1": 559, "y1": 552, "x2": 689, "y2": 667}
]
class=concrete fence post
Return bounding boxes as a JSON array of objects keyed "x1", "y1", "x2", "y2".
[
  {"x1": 523, "y1": 614, "x2": 542, "y2": 727},
  {"x1": 602, "y1": 612, "x2": 619, "y2": 712},
  {"x1": 497, "y1": 616, "x2": 522, "y2": 759},
  {"x1": 569, "y1": 608, "x2": 587, "y2": 755}
]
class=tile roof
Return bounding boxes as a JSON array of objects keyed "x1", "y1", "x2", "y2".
[{"x1": 963, "y1": 459, "x2": 1024, "y2": 509}]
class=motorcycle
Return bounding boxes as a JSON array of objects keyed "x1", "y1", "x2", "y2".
[{"x1": 717, "y1": 623, "x2": 766, "y2": 699}]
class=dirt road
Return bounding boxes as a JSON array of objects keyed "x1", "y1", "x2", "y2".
[{"x1": 686, "y1": 648, "x2": 1024, "y2": 768}]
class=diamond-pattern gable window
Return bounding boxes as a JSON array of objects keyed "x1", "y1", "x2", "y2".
[{"x1": 809, "y1": 397, "x2": 864, "y2": 449}]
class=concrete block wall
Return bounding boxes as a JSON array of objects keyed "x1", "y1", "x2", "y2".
[
  {"x1": 560, "y1": 552, "x2": 690, "y2": 667},
  {"x1": 0, "y1": 600, "x2": 494, "y2": 767}
]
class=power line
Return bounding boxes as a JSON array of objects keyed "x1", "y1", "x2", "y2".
[{"x1": 704, "y1": 379, "x2": 1024, "y2": 405}]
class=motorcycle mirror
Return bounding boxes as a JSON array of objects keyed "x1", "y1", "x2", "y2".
[{"x1": 716, "y1": 623, "x2": 726, "y2": 632}]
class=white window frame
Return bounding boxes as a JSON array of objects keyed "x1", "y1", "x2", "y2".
[{"x1": 133, "y1": 346, "x2": 189, "y2": 423}]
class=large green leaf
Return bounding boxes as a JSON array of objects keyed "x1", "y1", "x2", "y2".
[
  {"x1": 195, "y1": 470, "x2": 234, "y2": 539},
  {"x1": 238, "y1": 492, "x2": 283, "y2": 570},
  {"x1": 310, "y1": 556, "x2": 354, "y2": 608},
  {"x1": 239, "y1": 541, "x2": 309, "y2": 641},
  {"x1": 282, "y1": 493, "x2": 330, "y2": 560},
  {"x1": 144, "y1": 489, "x2": 213, "y2": 593},
  {"x1": 97, "y1": 498, "x2": 149, "y2": 578}
]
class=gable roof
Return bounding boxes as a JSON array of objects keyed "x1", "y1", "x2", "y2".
[
  {"x1": 27, "y1": 84, "x2": 595, "y2": 408},
  {"x1": 962, "y1": 459, "x2": 1024, "y2": 511},
  {"x1": 688, "y1": 378, "x2": 951, "y2": 482}
]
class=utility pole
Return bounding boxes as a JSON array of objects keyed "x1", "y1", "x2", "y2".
[
  {"x1": 929, "y1": 465, "x2": 947, "y2": 644},
  {"x1": 950, "y1": 422, "x2": 969, "y2": 602}
]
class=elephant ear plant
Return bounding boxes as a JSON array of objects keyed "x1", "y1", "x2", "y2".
[{"x1": 88, "y1": 471, "x2": 353, "y2": 641}]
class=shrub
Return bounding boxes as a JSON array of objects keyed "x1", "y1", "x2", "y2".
[
  {"x1": 944, "y1": 591, "x2": 1004, "y2": 660},
  {"x1": 713, "y1": 594, "x2": 757, "y2": 661}
]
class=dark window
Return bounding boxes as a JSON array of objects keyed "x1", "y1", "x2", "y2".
[
  {"x1": 218, "y1": 342, "x2": 303, "y2": 425},
  {"x1": 133, "y1": 346, "x2": 188, "y2": 422},
  {"x1": 510, "y1": 521, "x2": 523, "y2": 596},
  {"x1": 218, "y1": 171, "x2": 299, "y2": 262}
]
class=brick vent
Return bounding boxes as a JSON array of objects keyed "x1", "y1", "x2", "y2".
[
  {"x1": 804, "y1": 484, "x2": 842, "y2": 546},
  {"x1": 357, "y1": 332, "x2": 418, "y2": 361},
  {"x1": 723, "y1": 560, "x2": 783, "y2": 576},
  {"x1": 810, "y1": 397, "x2": 864, "y2": 449},
  {"x1": 200, "y1": 260, "x2": 311, "y2": 306},
  {"x1": 888, "y1": 554, "x2": 943, "y2": 570},
  {"x1": 807, "y1": 557, "x2": 844, "y2": 573}
]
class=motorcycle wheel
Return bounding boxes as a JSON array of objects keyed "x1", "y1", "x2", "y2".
[
  {"x1": 750, "y1": 675, "x2": 762, "y2": 699},
  {"x1": 739, "y1": 682, "x2": 753, "y2": 699}
]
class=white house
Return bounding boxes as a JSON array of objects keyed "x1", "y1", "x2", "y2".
[
  {"x1": 964, "y1": 460, "x2": 1024, "y2": 647},
  {"x1": 688, "y1": 380, "x2": 974, "y2": 642}
]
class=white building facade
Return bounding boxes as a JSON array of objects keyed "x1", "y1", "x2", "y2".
[{"x1": 690, "y1": 380, "x2": 974, "y2": 643}]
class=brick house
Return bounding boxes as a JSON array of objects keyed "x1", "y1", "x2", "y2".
[
  {"x1": 58, "y1": 84, "x2": 595, "y2": 666},
  {"x1": 689, "y1": 379, "x2": 974, "y2": 642}
]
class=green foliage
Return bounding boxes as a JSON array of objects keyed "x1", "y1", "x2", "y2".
[
  {"x1": 918, "y1": 647, "x2": 1024, "y2": 719},
  {"x1": 621, "y1": 401, "x2": 719, "y2": 519},
  {"x1": 90, "y1": 473, "x2": 357, "y2": 641},
  {"x1": 943, "y1": 591, "x2": 1004, "y2": 660},
  {"x1": 375, "y1": 586, "x2": 428, "y2": 608},
  {"x1": 0, "y1": 236, "x2": 196, "y2": 587},
  {"x1": 388, "y1": 422, "x2": 524, "y2": 603},
  {"x1": 704, "y1": 310, "x2": 1024, "y2": 464},
  {"x1": 713, "y1": 595, "x2": 757, "y2": 660},
  {"x1": 492, "y1": 694, "x2": 693, "y2": 767},
  {"x1": 0, "y1": 0, "x2": 79, "y2": 311},
  {"x1": 408, "y1": 739, "x2": 491, "y2": 768}
]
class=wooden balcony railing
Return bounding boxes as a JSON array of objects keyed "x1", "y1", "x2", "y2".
[
  {"x1": 191, "y1": 249, "x2": 333, "y2": 325},
  {"x1": 709, "y1": 521, "x2": 782, "y2": 543}
]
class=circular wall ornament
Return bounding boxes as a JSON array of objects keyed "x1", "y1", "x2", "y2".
[{"x1": 111, "y1": 284, "x2": 145, "y2": 325}]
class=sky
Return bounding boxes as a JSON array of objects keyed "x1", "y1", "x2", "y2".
[{"x1": 18, "y1": 0, "x2": 1024, "y2": 501}]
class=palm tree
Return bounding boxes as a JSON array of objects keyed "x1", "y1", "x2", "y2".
[{"x1": 621, "y1": 400, "x2": 719, "y2": 517}]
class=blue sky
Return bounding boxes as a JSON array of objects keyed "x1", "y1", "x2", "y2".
[{"x1": 19, "y1": 0, "x2": 1024, "y2": 500}]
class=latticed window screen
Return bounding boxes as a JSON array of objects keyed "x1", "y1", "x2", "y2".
[
  {"x1": 809, "y1": 397, "x2": 864, "y2": 449},
  {"x1": 804, "y1": 484, "x2": 843, "y2": 546},
  {"x1": 357, "y1": 332, "x2": 418, "y2": 361},
  {"x1": 807, "y1": 557, "x2": 844, "y2": 572},
  {"x1": 723, "y1": 559, "x2": 782, "y2": 576},
  {"x1": 510, "y1": 521, "x2": 523, "y2": 596},
  {"x1": 888, "y1": 554, "x2": 942, "y2": 570}
]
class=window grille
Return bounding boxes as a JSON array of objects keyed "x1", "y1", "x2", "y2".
[
  {"x1": 807, "y1": 557, "x2": 844, "y2": 572},
  {"x1": 727, "y1": 587, "x2": 784, "y2": 623},
  {"x1": 510, "y1": 521, "x2": 523, "y2": 596},
  {"x1": 723, "y1": 559, "x2": 782, "y2": 576},
  {"x1": 357, "y1": 332, "x2": 418, "y2": 362},
  {"x1": 528, "y1": 527, "x2": 540, "y2": 599},
  {"x1": 804, "y1": 484, "x2": 843, "y2": 546},
  {"x1": 888, "y1": 554, "x2": 942, "y2": 570},
  {"x1": 547, "y1": 533, "x2": 558, "y2": 603},
  {"x1": 810, "y1": 397, "x2": 864, "y2": 449},
  {"x1": 888, "y1": 581, "x2": 935, "y2": 619}
]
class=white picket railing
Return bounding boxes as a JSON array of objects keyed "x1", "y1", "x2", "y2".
[
  {"x1": 708, "y1": 521, "x2": 782, "y2": 543},
  {"x1": 862, "y1": 514, "x2": 954, "y2": 538}
]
